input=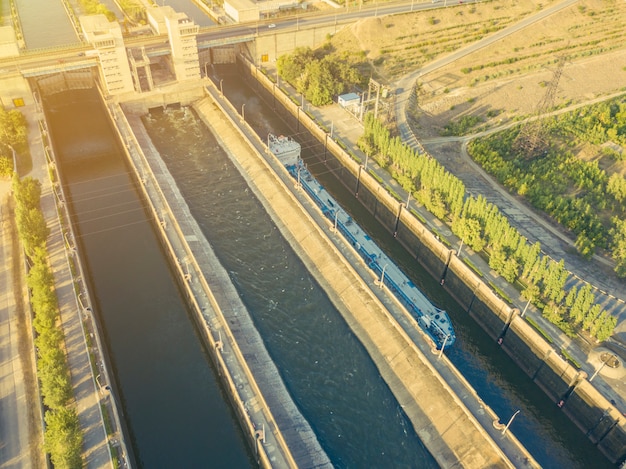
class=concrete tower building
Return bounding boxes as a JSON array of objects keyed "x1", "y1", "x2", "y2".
[
  {"x1": 80, "y1": 15, "x2": 134, "y2": 95},
  {"x1": 163, "y1": 9, "x2": 200, "y2": 82}
]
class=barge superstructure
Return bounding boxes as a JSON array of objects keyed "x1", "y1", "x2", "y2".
[{"x1": 268, "y1": 134, "x2": 456, "y2": 350}]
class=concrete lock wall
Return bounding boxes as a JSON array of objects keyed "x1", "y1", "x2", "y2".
[{"x1": 238, "y1": 57, "x2": 626, "y2": 464}]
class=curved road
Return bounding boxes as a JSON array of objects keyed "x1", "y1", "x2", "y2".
[{"x1": 389, "y1": 0, "x2": 626, "y2": 413}]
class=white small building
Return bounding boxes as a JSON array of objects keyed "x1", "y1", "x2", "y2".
[
  {"x1": 338, "y1": 92, "x2": 360, "y2": 111},
  {"x1": 165, "y1": 11, "x2": 200, "y2": 82},
  {"x1": 80, "y1": 15, "x2": 134, "y2": 95}
]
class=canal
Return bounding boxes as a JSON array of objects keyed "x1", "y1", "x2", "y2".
[
  {"x1": 17, "y1": 0, "x2": 614, "y2": 467},
  {"x1": 43, "y1": 89, "x2": 255, "y2": 468}
]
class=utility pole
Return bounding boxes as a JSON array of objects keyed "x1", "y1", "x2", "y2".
[{"x1": 514, "y1": 54, "x2": 567, "y2": 159}]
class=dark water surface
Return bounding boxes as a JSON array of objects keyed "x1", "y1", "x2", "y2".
[
  {"x1": 15, "y1": 0, "x2": 78, "y2": 49},
  {"x1": 143, "y1": 106, "x2": 437, "y2": 468},
  {"x1": 44, "y1": 90, "x2": 254, "y2": 468}
]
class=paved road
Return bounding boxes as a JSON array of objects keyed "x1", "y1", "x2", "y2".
[{"x1": 0, "y1": 182, "x2": 36, "y2": 469}]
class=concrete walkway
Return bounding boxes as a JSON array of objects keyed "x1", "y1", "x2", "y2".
[
  {"x1": 21, "y1": 104, "x2": 113, "y2": 469},
  {"x1": 0, "y1": 182, "x2": 37, "y2": 469}
]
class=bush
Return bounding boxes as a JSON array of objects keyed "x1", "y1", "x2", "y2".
[{"x1": 0, "y1": 155, "x2": 12, "y2": 177}]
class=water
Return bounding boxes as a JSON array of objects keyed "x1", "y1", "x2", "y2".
[
  {"x1": 42, "y1": 89, "x2": 254, "y2": 468},
  {"x1": 143, "y1": 106, "x2": 437, "y2": 468},
  {"x1": 15, "y1": 0, "x2": 78, "y2": 49}
]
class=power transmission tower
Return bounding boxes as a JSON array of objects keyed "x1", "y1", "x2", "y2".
[
  {"x1": 514, "y1": 54, "x2": 567, "y2": 159},
  {"x1": 360, "y1": 78, "x2": 387, "y2": 121}
]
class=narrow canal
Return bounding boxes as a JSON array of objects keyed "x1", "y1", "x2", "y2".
[
  {"x1": 43, "y1": 89, "x2": 254, "y2": 468},
  {"x1": 14, "y1": 0, "x2": 78, "y2": 49},
  {"x1": 142, "y1": 106, "x2": 437, "y2": 468}
]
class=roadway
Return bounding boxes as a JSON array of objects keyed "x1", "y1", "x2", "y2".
[
  {"x1": 0, "y1": 182, "x2": 38, "y2": 468},
  {"x1": 0, "y1": 1, "x2": 456, "y2": 76}
]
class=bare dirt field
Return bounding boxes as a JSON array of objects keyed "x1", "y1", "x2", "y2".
[{"x1": 329, "y1": 0, "x2": 626, "y2": 138}]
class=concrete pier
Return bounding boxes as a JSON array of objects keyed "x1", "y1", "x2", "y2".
[{"x1": 106, "y1": 98, "x2": 331, "y2": 469}]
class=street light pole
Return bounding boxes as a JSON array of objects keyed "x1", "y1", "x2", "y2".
[
  {"x1": 589, "y1": 354, "x2": 616, "y2": 382},
  {"x1": 219, "y1": 79, "x2": 223, "y2": 97},
  {"x1": 438, "y1": 335, "x2": 450, "y2": 359},
  {"x1": 242, "y1": 103, "x2": 246, "y2": 122},
  {"x1": 502, "y1": 410, "x2": 520, "y2": 435},
  {"x1": 377, "y1": 264, "x2": 388, "y2": 288}
]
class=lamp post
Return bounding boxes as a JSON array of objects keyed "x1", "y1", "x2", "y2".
[
  {"x1": 502, "y1": 410, "x2": 520, "y2": 435},
  {"x1": 438, "y1": 335, "x2": 450, "y2": 359},
  {"x1": 377, "y1": 264, "x2": 388, "y2": 288},
  {"x1": 521, "y1": 298, "x2": 531, "y2": 317},
  {"x1": 241, "y1": 103, "x2": 246, "y2": 122},
  {"x1": 219, "y1": 79, "x2": 223, "y2": 97},
  {"x1": 590, "y1": 353, "x2": 617, "y2": 382}
]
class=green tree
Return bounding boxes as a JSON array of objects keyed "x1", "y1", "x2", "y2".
[
  {"x1": 582, "y1": 304, "x2": 602, "y2": 331},
  {"x1": 593, "y1": 313, "x2": 617, "y2": 342},
  {"x1": 0, "y1": 155, "x2": 12, "y2": 176},
  {"x1": 0, "y1": 107, "x2": 27, "y2": 148},
  {"x1": 607, "y1": 173, "x2": 626, "y2": 203},
  {"x1": 453, "y1": 217, "x2": 485, "y2": 253},
  {"x1": 15, "y1": 206, "x2": 48, "y2": 256},
  {"x1": 542, "y1": 259, "x2": 567, "y2": 304},
  {"x1": 277, "y1": 47, "x2": 316, "y2": 86},
  {"x1": 44, "y1": 408, "x2": 83, "y2": 469},
  {"x1": 567, "y1": 283, "x2": 595, "y2": 325},
  {"x1": 13, "y1": 176, "x2": 42, "y2": 210},
  {"x1": 609, "y1": 217, "x2": 626, "y2": 278}
]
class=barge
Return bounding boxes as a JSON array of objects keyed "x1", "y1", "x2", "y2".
[{"x1": 268, "y1": 134, "x2": 456, "y2": 350}]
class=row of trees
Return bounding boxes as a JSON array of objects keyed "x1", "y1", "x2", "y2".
[
  {"x1": 277, "y1": 46, "x2": 364, "y2": 106},
  {"x1": 468, "y1": 96, "x2": 626, "y2": 276},
  {"x1": 358, "y1": 112, "x2": 616, "y2": 342},
  {"x1": 13, "y1": 176, "x2": 83, "y2": 469},
  {"x1": 77, "y1": 0, "x2": 116, "y2": 22}
]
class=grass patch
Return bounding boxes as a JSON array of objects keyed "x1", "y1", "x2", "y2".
[
  {"x1": 526, "y1": 316, "x2": 554, "y2": 344},
  {"x1": 488, "y1": 281, "x2": 512, "y2": 303},
  {"x1": 561, "y1": 348, "x2": 582, "y2": 369},
  {"x1": 410, "y1": 208, "x2": 427, "y2": 224},
  {"x1": 463, "y1": 257, "x2": 483, "y2": 277}
]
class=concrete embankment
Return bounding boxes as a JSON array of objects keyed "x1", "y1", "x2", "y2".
[
  {"x1": 105, "y1": 97, "x2": 331, "y2": 469},
  {"x1": 238, "y1": 58, "x2": 626, "y2": 465},
  {"x1": 191, "y1": 89, "x2": 522, "y2": 468}
]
